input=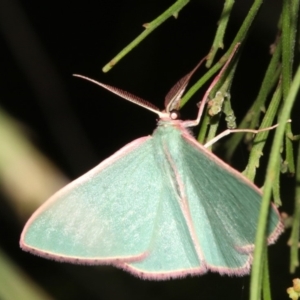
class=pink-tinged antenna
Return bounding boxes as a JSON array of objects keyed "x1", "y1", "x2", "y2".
[
  {"x1": 164, "y1": 56, "x2": 207, "y2": 113},
  {"x1": 183, "y1": 43, "x2": 241, "y2": 128},
  {"x1": 73, "y1": 74, "x2": 166, "y2": 118}
]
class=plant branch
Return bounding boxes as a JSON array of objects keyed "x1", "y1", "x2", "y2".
[{"x1": 102, "y1": 0, "x2": 190, "y2": 72}]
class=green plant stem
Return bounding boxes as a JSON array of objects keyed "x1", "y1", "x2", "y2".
[
  {"x1": 271, "y1": 155, "x2": 282, "y2": 206},
  {"x1": 206, "y1": 0, "x2": 235, "y2": 68},
  {"x1": 197, "y1": 112, "x2": 210, "y2": 144},
  {"x1": 282, "y1": 0, "x2": 299, "y2": 174},
  {"x1": 102, "y1": 0, "x2": 190, "y2": 72},
  {"x1": 243, "y1": 80, "x2": 282, "y2": 182},
  {"x1": 281, "y1": 0, "x2": 292, "y2": 98},
  {"x1": 204, "y1": 114, "x2": 221, "y2": 150},
  {"x1": 262, "y1": 247, "x2": 271, "y2": 300},
  {"x1": 181, "y1": 0, "x2": 263, "y2": 107},
  {"x1": 289, "y1": 140, "x2": 300, "y2": 273},
  {"x1": 250, "y1": 64, "x2": 300, "y2": 300},
  {"x1": 224, "y1": 40, "x2": 282, "y2": 160}
]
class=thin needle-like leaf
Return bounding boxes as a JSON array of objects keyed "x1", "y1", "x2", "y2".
[
  {"x1": 289, "y1": 141, "x2": 300, "y2": 273},
  {"x1": 250, "y1": 64, "x2": 300, "y2": 300},
  {"x1": 206, "y1": 0, "x2": 235, "y2": 68},
  {"x1": 102, "y1": 0, "x2": 190, "y2": 72}
]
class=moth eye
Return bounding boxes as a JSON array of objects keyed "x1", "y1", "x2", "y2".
[{"x1": 170, "y1": 109, "x2": 180, "y2": 120}]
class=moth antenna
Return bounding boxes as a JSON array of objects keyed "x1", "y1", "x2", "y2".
[
  {"x1": 165, "y1": 56, "x2": 207, "y2": 113},
  {"x1": 73, "y1": 74, "x2": 164, "y2": 117}
]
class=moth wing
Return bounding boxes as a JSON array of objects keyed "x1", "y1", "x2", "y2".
[
  {"x1": 177, "y1": 132, "x2": 283, "y2": 274},
  {"x1": 120, "y1": 180, "x2": 207, "y2": 280},
  {"x1": 20, "y1": 136, "x2": 164, "y2": 265},
  {"x1": 119, "y1": 132, "x2": 209, "y2": 279},
  {"x1": 120, "y1": 127, "x2": 282, "y2": 279}
]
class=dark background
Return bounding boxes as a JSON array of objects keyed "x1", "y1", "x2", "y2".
[{"x1": 0, "y1": 1, "x2": 299, "y2": 299}]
